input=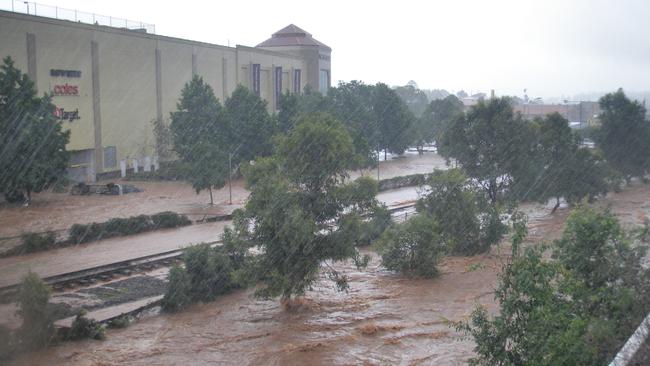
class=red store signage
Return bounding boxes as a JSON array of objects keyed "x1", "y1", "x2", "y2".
[
  {"x1": 53, "y1": 83, "x2": 79, "y2": 96},
  {"x1": 53, "y1": 106, "x2": 80, "y2": 122}
]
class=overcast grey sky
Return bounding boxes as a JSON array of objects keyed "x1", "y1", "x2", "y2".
[{"x1": 7, "y1": 0, "x2": 650, "y2": 98}]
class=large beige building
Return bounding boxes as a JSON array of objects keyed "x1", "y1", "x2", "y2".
[{"x1": 0, "y1": 9, "x2": 331, "y2": 180}]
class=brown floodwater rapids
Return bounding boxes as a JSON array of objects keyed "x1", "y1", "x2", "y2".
[
  {"x1": 14, "y1": 251, "x2": 499, "y2": 366},
  {"x1": 9, "y1": 182, "x2": 650, "y2": 365}
]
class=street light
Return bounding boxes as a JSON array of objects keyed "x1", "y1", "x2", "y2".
[
  {"x1": 564, "y1": 100, "x2": 584, "y2": 129},
  {"x1": 229, "y1": 144, "x2": 242, "y2": 205},
  {"x1": 24, "y1": 1, "x2": 29, "y2": 14}
]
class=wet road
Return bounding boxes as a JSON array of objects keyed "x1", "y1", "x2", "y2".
[{"x1": 0, "y1": 221, "x2": 229, "y2": 288}]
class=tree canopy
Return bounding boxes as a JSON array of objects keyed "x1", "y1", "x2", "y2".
[
  {"x1": 526, "y1": 113, "x2": 610, "y2": 212},
  {"x1": 594, "y1": 88, "x2": 650, "y2": 180},
  {"x1": 459, "y1": 207, "x2": 650, "y2": 365},
  {"x1": 0, "y1": 56, "x2": 70, "y2": 203},
  {"x1": 438, "y1": 97, "x2": 534, "y2": 205},
  {"x1": 225, "y1": 85, "x2": 273, "y2": 165},
  {"x1": 233, "y1": 113, "x2": 377, "y2": 300},
  {"x1": 412, "y1": 94, "x2": 464, "y2": 152}
]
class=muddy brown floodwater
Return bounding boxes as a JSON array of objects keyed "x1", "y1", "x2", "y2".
[
  {"x1": 14, "y1": 251, "x2": 500, "y2": 366},
  {"x1": 9, "y1": 182, "x2": 650, "y2": 365}
]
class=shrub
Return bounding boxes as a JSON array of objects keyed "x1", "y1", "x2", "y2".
[
  {"x1": 377, "y1": 173, "x2": 427, "y2": 191},
  {"x1": 15, "y1": 272, "x2": 56, "y2": 349},
  {"x1": 375, "y1": 215, "x2": 443, "y2": 278},
  {"x1": 67, "y1": 310, "x2": 105, "y2": 341},
  {"x1": 151, "y1": 211, "x2": 192, "y2": 229},
  {"x1": 358, "y1": 204, "x2": 393, "y2": 246},
  {"x1": 0, "y1": 325, "x2": 13, "y2": 361},
  {"x1": 161, "y1": 265, "x2": 192, "y2": 312},
  {"x1": 162, "y1": 235, "x2": 253, "y2": 312},
  {"x1": 103, "y1": 216, "x2": 148, "y2": 237},
  {"x1": 20, "y1": 232, "x2": 57, "y2": 254},
  {"x1": 68, "y1": 212, "x2": 192, "y2": 244},
  {"x1": 107, "y1": 315, "x2": 130, "y2": 329}
]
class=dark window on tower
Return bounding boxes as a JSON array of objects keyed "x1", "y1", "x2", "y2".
[
  {"x1": 252, "y1": 64, "x2": 261, "y2": 96},
  {"x1": 275, "y1": 66, "x2": 282, "y2": 109},
  {"x1": 293, "y1": 69, "x2": 301, "y2": 94}
]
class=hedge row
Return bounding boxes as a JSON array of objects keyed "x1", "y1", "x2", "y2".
[
  {"x1": 2, "y1": 211, "x2": 192, "y2": 257},
  {"x1": 68, "y1": 211, "x2": 192, "y2": 244},
  {"x1": 378, "y1": 173, "x2": 428, "y2": 191}
]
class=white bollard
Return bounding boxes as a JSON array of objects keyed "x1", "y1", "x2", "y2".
[
  {"x1": 153, "y1": 155, "x2": 159, "y2": 171},
  {"x1": 132, "y1": 158, "x2": 139, "y2": 174},
  {"x1": 144, "y1": 156, "x2": 151, "y2": 172},
  {"x1": 120, "y1": 160, "x2": 127, "y2": 178}
]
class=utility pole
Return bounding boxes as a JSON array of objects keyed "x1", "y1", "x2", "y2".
[
  {"x1": 228, "y1": 144, "x2": 242, "y2": 205},
  {"x1": 377, "y1": 146, "x2": 380, "y2": 181},
  {"x1": 229, "y1": 152, "x2": 233, "y2": 205}
]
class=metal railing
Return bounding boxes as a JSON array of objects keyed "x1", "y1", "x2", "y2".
[{"x1": 0, "y1": 0, "x2": 155, "y2": 33}]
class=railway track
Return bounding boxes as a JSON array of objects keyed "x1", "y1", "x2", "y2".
[{"x1": 0, "y1": 203, "x2": 418, "y2": 302}]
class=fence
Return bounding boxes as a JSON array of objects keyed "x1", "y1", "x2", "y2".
[{"x1": 0, "y1": 0, "x2": 155, "y2": 33}]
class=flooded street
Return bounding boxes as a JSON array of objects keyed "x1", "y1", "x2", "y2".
[
  {"x1": 10, "y1": 181, "x2": 650, "y2": 365},
  {"x1": 0, "y1": 181, "x2": 422, "y2": 289}
]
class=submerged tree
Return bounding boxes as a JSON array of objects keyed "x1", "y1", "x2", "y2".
[
  {"x1": 417, "y1": 169, "x2": 505, "y2": 255},
  {"x1": 170, "y1": 75, "x2": 229, "y2": 204},
  {"x1": 375, "y1": 214, "x2": 443, "y2": 278},
  {"x1": 236, "y1": 113, "x2": 376, "y2": 301},
  {"x1": 594, "y1": 88, "x2": 650, "y2": 180},
  {"x1": 0, "y1": 56, "x2": 70, "y2": 204},
  {"x1": 15, "y1": 271, "x2": 55, "y2": 349}
]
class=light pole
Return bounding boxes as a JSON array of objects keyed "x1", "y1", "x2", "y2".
[
  {"x1": 564, "y1": 100, "x2": 584, "y2": 129},
  {"x1": 24, "y1": 1, "x2": 29, "y2": 14},
  {"x1": 229, "y1": 144, "x2": 242, "y2": 205}
]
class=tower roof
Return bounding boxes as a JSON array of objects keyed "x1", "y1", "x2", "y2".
[{"x1": 257, "y1": 24, "x2": 331, "y2": 51}]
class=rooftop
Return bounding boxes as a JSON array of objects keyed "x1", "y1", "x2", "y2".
[
  {"x1": 257, "y1": 24, "x2": 331, "y2": 51},
  {"x1": 0, "y1": 1, "x2": 155, "y2": 33}
]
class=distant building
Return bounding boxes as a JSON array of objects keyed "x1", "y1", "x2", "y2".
[
  {"x1": 513, "y1": 101, "x2": 600, "y2": 127},
  {"x1": 0, "y1": 8, "x2": 331, "y2": 181}
]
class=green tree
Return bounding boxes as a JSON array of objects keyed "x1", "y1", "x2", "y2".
[
  {"x1": 527, "y1": 113, "x2": 610, "y2": 212},
  {"x1": 412, "y1": 95, "x2": 464, "y2": 153},
  {"x1": 459, "y1": 208, "x2": 650, "y2": 365},
  {"x1": 225, "y1": 85, "x2": 273, "y2": 165},
  {"x1": 373, "y1": 83, "x2": 415, "y2": 160},
  {"x1": 236, "y1": 113, "x2": 375, "y2": 300},
  {"x1": 594, "y1": 88, "x2": 650, "y2": 180},
  {"x1": 417, "y1": 169, "x2": 505, "y2": 255},
  {"x1": 393, "y1": 81, "x2": 430, "y2": 117},
  {"x1": 170, "y1": 75, "x2": 228, "y2": 204},
  {"x1": 326, "y1": 81, "x2": 376, "y2": 168},
  {"x1": 375, "y1": 214, "x2": 443, "y2": 278},
  {"x1": 16, "y1": 271, "x2": 55, "y2": 349},
  {"x1": 0, "y1": 56, "x2": 70, "y2": 203},
  {"x1": 275, "y1": 91, "x2": 299, "y2": 134},
  {"x1": 438, "y1": 97, "x2": 534, "y2": 205}
]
